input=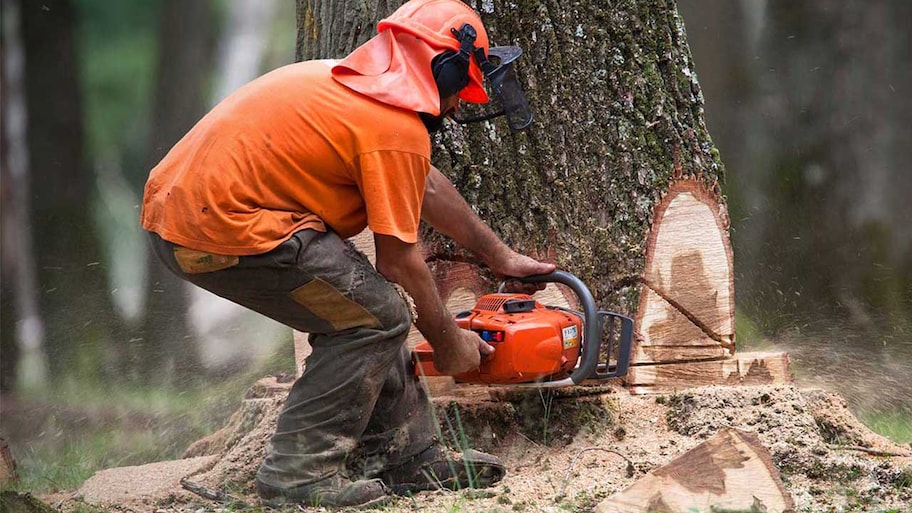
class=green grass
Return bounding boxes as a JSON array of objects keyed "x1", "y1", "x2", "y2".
[
  {"x1": 4, "y1": 385, "x2": 236, "y2": 493},
  {"x1": 3, "y1": 346, "x2": 296, "y2": 495},
  {"x1": 858, "y1": 410, "x2": 912, "y2": 445},
  {"x1": 733, "y1": 308, "x2": 777, "y2": 351}
]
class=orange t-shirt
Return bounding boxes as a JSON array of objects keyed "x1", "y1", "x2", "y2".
[{"x1": 141, "y1": 60, "x2": 431, "y2": 255}]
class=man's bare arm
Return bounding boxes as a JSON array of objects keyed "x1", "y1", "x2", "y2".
[{"x1": 421, "y1": 165, "x2": 555, "y2": 279}]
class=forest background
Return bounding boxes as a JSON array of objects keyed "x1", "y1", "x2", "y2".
[{"x1": 1, "y1": 0, "x2": 909, "y2": 494}]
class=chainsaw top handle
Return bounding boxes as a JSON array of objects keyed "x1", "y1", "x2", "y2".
[{"x1": 502, "y1": 270, "x2": 601, "y2": 385}]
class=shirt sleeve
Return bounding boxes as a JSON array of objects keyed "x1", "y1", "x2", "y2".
[{"x1": 355, "y1": 150, "x2": 429, "y2": 243}]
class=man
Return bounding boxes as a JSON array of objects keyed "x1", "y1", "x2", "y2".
[{"x1": 141, "y1": 0, "x2": 554, "y2": 508}]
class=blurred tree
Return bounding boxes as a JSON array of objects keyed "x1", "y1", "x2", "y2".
[
  {"x1": 1, "y1": 0, "x2": 47, "y2": 391},
  {"x1": 18, "y1": 0, "x2": 123, "y2": 386},
  {"x1": 676, "y1": 0, "x2": 760, "y2": 254},
  {"x1": 746, "y1": 1, "x2": 912, "y2": 335},
  {"x1": 679, "y1": 1, "x2": 912, "y2": 343},
  {"x1": 137, "y1": 0, "x2": 216, "y2": 385}
]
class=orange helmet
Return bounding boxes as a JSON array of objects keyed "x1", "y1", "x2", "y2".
[{"x1": 332, "y1": 0, "x2": 491, "y2": 116}]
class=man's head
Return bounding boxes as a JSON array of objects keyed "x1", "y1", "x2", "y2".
[
  {"x1": 380, "y1": 0, "x2": 491, "y2": 106},
  {"x1": 333, "y1": 0, "x2": 531, "y2": 131},
  {"x1": 333, "y1": 0, "x2": 490, "y2": 115}
]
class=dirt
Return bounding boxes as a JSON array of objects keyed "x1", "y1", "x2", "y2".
[{"x1": 41, "y1": 378, "x2": 912, "y2": 513}]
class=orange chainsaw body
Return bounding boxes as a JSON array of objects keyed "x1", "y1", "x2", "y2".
[{"x1": 412, "y1": 293, "x2": 583, "y2": 384}]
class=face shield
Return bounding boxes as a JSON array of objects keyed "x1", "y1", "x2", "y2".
[{"x1": 447, "y1": 24, "x2": 533, "y2": 131}]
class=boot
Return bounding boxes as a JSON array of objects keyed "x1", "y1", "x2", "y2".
[
  {"x1": 379, "y1": 446, "x2": 506, "y2": 495},
  {"x1": 256, "y1": 473, "x2": 391, "y2": 509}
]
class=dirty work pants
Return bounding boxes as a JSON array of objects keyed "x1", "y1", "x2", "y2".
[{"x1": 148, "y1": 229, "x2": 437, "y2": 489}]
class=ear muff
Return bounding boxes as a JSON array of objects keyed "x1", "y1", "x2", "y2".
[
  {"x1": 431, "y1": 23, "x2": 478, "y2": 98},
  {"x1": 431, "y1": 51, "x2": 470, "y2": 98}
]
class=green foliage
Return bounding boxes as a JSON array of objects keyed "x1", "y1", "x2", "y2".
[
  {"x1": 0, "y1": 492, "x2": 58, "y2": 513},
  {"x1": 8, "y1": 386, "x2": 219, "y2": 492}
]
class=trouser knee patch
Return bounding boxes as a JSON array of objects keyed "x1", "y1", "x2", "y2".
[{"x1": 290, "y1": 278, "x2": 382, "y2": 331}]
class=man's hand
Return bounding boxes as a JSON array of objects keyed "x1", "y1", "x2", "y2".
[
  {"x1": 432, "y1": 328, "x2": 495, "y2": 375},
  {"x1": 488, "y1": 247, "x2": 556, "y2": 294}
]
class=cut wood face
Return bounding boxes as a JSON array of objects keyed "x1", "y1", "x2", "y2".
[
  {"x1": 597, "y1": 429, "x2": 795, "y2": 513},
  {"x1": 626, "y1": 352, "x2": 792, "y2": 394},
  {"x1": 635, "y1": 180, "x2": 736, "y2": 364}
]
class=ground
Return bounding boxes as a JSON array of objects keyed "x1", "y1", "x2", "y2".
[{"x1": 30, "y1": 379, "x2": 912, "y2": 513}]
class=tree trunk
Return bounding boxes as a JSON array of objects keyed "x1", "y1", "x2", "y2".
[
  {"x1": 139, "y1": 0, "x2": 215, "y2": 385},
  {"x1": 294, "y1": 0, "x2": 788, "y2": 390},
  {"x1": 19, "y1": 0, "x2": 121, "y2": 385},
  {"x1": 1, "y1": 0, "x2": 47, "y2": 392}
]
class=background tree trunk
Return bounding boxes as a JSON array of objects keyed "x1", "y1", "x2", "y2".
[
  {"x1": 1, "y1": 0, "x2": 47, "y2": 391},
  {"x1": 676, "y1": 0, "x2": 758, "y2": 230},
  {"x1": 745, "y1": 1, "x2": 912, "y2": 331},
  {"x1": 211, "y1": 0, "x2": 280, "y2": 105},
  {"x1": 19, "y1": 0, "x2": 122, "y2": 386},
  {"x1": 138, "y1": 0, "x2": 215, "y2": 386}
]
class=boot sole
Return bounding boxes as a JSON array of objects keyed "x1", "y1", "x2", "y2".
[
  {"x1": 258, "y1": 479, "x2": 392, "y2": 509},
  {"x1": 387, "y1": 460, "x2": 506, "y2": 495}
]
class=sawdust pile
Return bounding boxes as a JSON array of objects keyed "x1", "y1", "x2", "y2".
[
  {"x1": 50, "y1": 380, "x2": 911, "y2": 513},
  {"x1": 181, "y1": 378, "x2": 288, "y2": 494}
]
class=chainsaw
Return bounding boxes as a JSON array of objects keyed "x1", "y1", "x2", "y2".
[{"x1": 412, "y1": 270, "x2": 633, "y2": 387}]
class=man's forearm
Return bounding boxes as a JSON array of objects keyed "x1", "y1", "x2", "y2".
[
  {"x1": 373, "y1": 231, "x2": 492, "y2": 375},
  {"x1": 420, "y1": 166, "x2": 510, "y2": 266},
  {"x1": 373, "y1": 232, "x2": 459, "y2": 345}
]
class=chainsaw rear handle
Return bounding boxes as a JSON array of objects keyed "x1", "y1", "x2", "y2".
[{"x1": 504, "y1": 270, "x2": 632, "y2": 385}]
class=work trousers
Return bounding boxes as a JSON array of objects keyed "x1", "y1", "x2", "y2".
[{"x1": 148, "y1": 229, "x2": 437, "y2": 488}]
